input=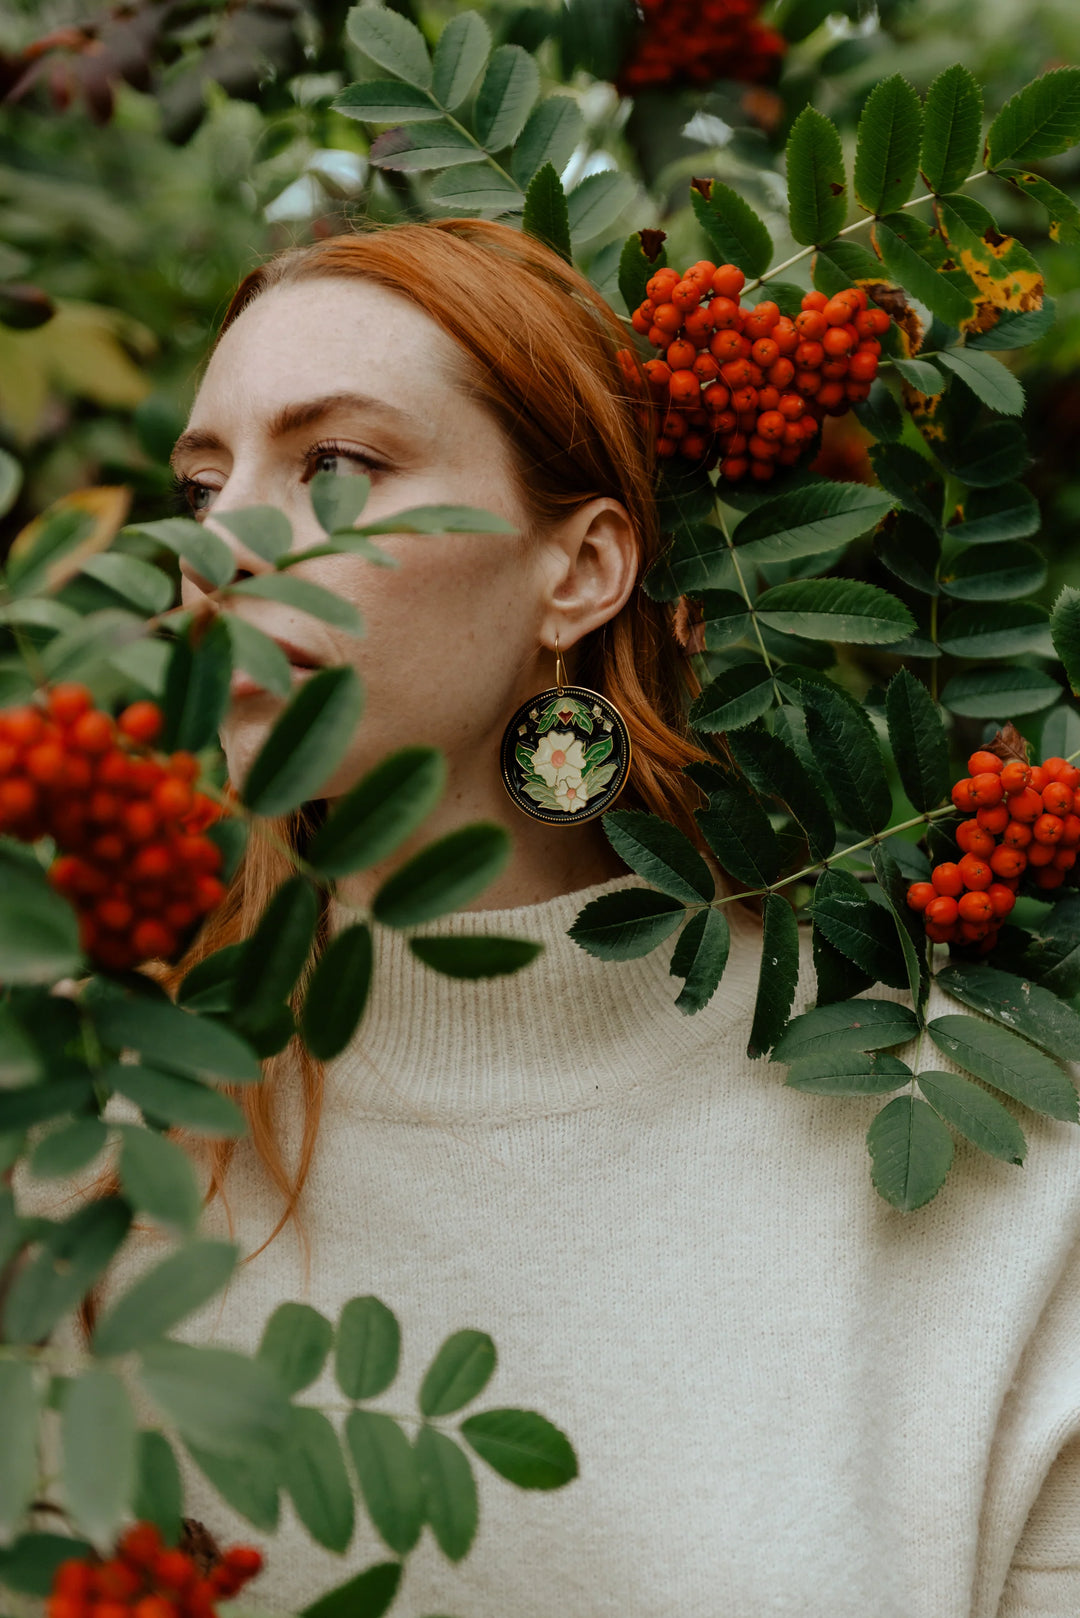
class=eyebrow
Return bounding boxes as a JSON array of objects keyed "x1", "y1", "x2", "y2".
[{"x1": 169, "y1": 391, "x2": 420, "y2": 469}]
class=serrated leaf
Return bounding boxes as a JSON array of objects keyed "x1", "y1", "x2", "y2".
[
  {"x1": 414, "y1": 1426, "x2": 476, "y2": 1562},
  {"x1": 419, "y1": 1330, "x2": 495, "y2": 1418},
  {"x1": 258, "y1": 1302, "x2": 334, "y2": 1395},
  {"x1": 755, "y1": 578, "x2": 914, "y2": 644},
  {"x1": 695, "y1": 780, "x2": 780, "y2": 888},
  {"x1": 669, "y1": 907, "x2": 730, "y2": 1014},
  {"x1": 566, "y1": 170, "x2": 634, "y2": 242},
  {"x1": 935, "y1": 962, "x2": 1080, "y2": 1064},
  {"x1": 784, "y1": 1051, "x2": 912, "y2": 1094},
  {"x1": 602, "y1": 810, "x2": 714, "y2": 903},
  {"x1": 891, "y1": 356, "x2": 947, "y2": 394},
  {"x1": 429, "y1": 166, "x2": 523, "y2": 214},
  {"x1": 938, "y1": 422, "x2": 1030, "y2": 487},
  {"x1": 885, "y1": 668, "x2": 949, "y2": 812},
  {"x1": 475, "y1": 44, "x2": 540, "y2": 151},
  {"x1": 747, "y1": 893, "x2": 800, "y2": 1058},
  {"x1": 873, "y1": 218, "x2": 976, "y2": 327},
  {"x1": 1001, "y1": 169, "x2": 1080, "y2": 244},
  {"x1": 965, "y1": 297, "x2": 1057, "y2": 350},
  {"x1": 917, "y1": 1070, "x2": 1026, "y2": 1165},
  {"x1": 941, "y1": 541, "x2": 1045, "y2": 600},
  {"x1": 333, "y1": 80, "x2": 443, "y2": 122},
  {"x1": 986, "y1": 68, "x2": 1080, "y2": 166},
  {"x1": 240, "y1": 665, "x2": 365, "y2": 816},
  {"x1": 345, "y1": 1410, "x2": 423, "y2": 1555},
  {"x1": 567, "y1": 886, "x2": 686, "y2": 960},
  {"x1": 617, "y1": 230, "x2": 667, "y2": 316},
  {"x1": 811, "y1": 869, "x2": 909, "y2": 990},
  {"x1": 772, "y1": 997, "x2": 919, "y2": 1062},
  {"x1": 522, "y1": 162, "x2": 572, "y2": 262},
  {"x1": 938, "y1": 601, "x2": 1049, "y2": 659},
  {"x1": 854, "y1": 75, "x2": 923, "y2": 215},
  {"x1": 870, "y1": 841, "x2": 928, "y2": 1009},
  {"x1": 920, "y1": 65, "x2": 983, "y2": 193},
  {"x1": 688, "y1": 664, "x2": 775, "y2": 733},
  {"x1": 335, "y1": 1295, "x2": 400, "y2": 1400},
  {"x1": 728, "y1": 724, "x2": 834, "y2": 861},
  {"x1": 300, "y1": 923, "x2": 374, "y2": 1060},
  {"x1": 282, "y1": 1407, "x2": 355, "y2": 1554},
  {"x1": 372, "y1": 822, "x2": 510, "y2": 927},
  {"x1": 867, "y1": 1095, "x2": 954, "y2": 1210},
  {"x1": 690, "y1": 180, "x2": 771, "y2": 277},
  {"x1": 786, "y1": 106, "x2": 847, "y2": 245},
  {"x1": 61, "y1": 1370, "x2": 135, "y2": 1543},
  {"x1": 732, "y1": 481, "x2": 893, "y2": 568},
  {"x1": 511, "y1": 95, "x2": 583, "y2": 189},
  {"x1": 1052, "y1": 586, "x2": 1080, "y2": 695},
  {"x1": 797, "y1": 681, "x2": 892, "y2": 834},
  {"x1": 369, "y1": 121, "x2": 484, "y2": 171},
  {"x1": 460, "y1": 1408, "x2": 577, "y2": 1489},
  {"x1": 93, "y1": 1240, "x2": 238, "y2": 1356},
  {"x1": 813, "y1": 922, "x2": 875, "y2": 1006},
  {"x1": 928, "y1": 1013, "x2": 1078, "y2": 1121},
  {"x1": 941, "y1": 665, "x2": 1060, "y2": 718},
  {"x1": 347, "y1": 6, "x2": 432, "y2": 89},
  {"x1": 432, "y1": 10, "x2": 491, "y2": 109},
  {"x1": 935, "y1": 348, "x2": 1025, "y2": 414}
]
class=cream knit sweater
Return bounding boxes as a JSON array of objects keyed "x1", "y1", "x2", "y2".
[{"x1": 26, "y1": 869, "x2": 1080, "y2": 1617}]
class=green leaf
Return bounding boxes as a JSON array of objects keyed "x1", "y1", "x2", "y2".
[
  {"x1": 186, "y1": 1442, "x2": 279, "y2": 1532},
  {"x1": 117, "y1": 1125, "x2": 201, "y2": 1231},
  {"x1": 215, "y1": 506, "x2": 292, "y2": 566},
  {"x1": 3, "y1": 1199, "x2": 130, "y2": 1345},
  {"x1": 408, "y1": 935, "x2": 542, "y2": 978},
  {"x1": 475, "y1": 44, "x2": 539, "y2": 150},
  {"x1": 0, "y1": 880, "x2": 82, "y2": 984},
  {"x1": 345, "y1": 1410, "x2": 423, "y2": 1555},
  {"x1": 938, "y1": 422, "x2": 1030, "y2": 487},
  {"x1": 566, "y1": 171, "x2": 635, "y2": 243},
  {"x1": 138, "y1": 1341, "x2": 289, "y2": 1459},
  {"x1": 810, "y1": 869, "x2": 909, "y2": 990},
  {"x1": 935, "y1": 962, "x2": 1080, "y2": 1065},
  {"x1": 222, "y1": 613, "x2": 293, "y2": 699},
  {"x1": 617, "y1": 230, "x2": 666, "y2": 316},
  {"x1": 885, "y1": 668, "x2": 948, "y2": 812},
  {"x1": 699, "y1": 589, "x2": 751, "y2": 650},
  {"x1": 689, "y1": 180, "x2": 771, "y2": 277},
  {"x1": 308, "y1": 469, "x2": 371, "y2": 535},
  {"x1": 941, "y1": 665, "x2": 1060, "y2": 718},
  {"x1": 372, "y1": 822, "x2": 510, "y2": 927},
  {"x1": 240, "y1": 665, "x2": 365, "y2": 817},
  {"x1": 786, "y1": 107, "x2": 847, "y2": 245},
  {"x1": 1000, "y1": 169, "x2": 1080, "y2": 244},
  {"x1": 30, "y1": 1117, "x2": 107, "y2": 1179},
  {"x1": 521, "y1": 162, "x2": 572, "y2": 262},
  {"x1": 336, "y1": 1296, "x2": 400, "y2": 1400},
  {"x1": 229, "y1": 572, "x2": 363, "y2": 634},
  {"x1": 0, "y1": 447, "x2": 22, "y2": 518},
  {"x1": 369, "y1": 120, "x2": 484, "y2": 170},
  {"x1": 161, "y1": 617, "x2": 232, "y2": 754},
  {"x1": 812, "y1": 238, "x2": 886, "y2": 294},
  {"x1": 125, "y1": 516, "x2": 234, "y2": 590},
  {"x1": 670, "y1": 906, "x2": 730, "y2": 1014},
  {"x1": 872, "y1": 218, "x2": 976, "y2": 326},
  {"x1": 696, "y1": 780, "x2": 780, "y2": 888},
  {"x1": 941, "y1": 540, "x2": 1045, "y2": 600},
  {"x1": 282, "y1": 1406, "x2": 355, "y2": 1554},
  {"x1": 728, "y1": 725, "x2": 835, "y2": 861},
  {"x1": 601, "y1": 810, "x2": 714, "y2": 904},
  {"x1": 300, "y1": 1562, "x2": 402, "y2": 1618},
  {"x1": 784, "y1": 1051, "x2": 912, "y2": 1094},
  {"x1": 0, "y1": 1533, "x2": 96, "y2": 1597},
  {"x1": 61, "y1": 1370, "x2": 135, "y2": 1543},
  {"x1": 772, "y1": 998, "x2": 919, "y2": 1061},
  {"x1": 93, "y1": 1241, "x2": 238, "y2": 1356},
  {"x1": 567, "y1": 887, "x2": 686, "y2": 960},
  {"x1": 867, "y1": 1095, "x2": 954, "y2": 1210},
  {"x1": 871, "y1": 841, "x2": 929, "y2": 1010},
  {"x1": 511, "y1": 96, "x2": 583, "y2": 189},
  {"x1": 917, "y1": 1070, "x2": 1026, "y2": 1164},
  {"x1": 356, "y1": 503, "x2": 514, "y2": 537},
  {"x1": 104, "y1": 1062, "x2": 246, "y2": 1137},
  {"x1": 92, "y1": 999, "x2": 260, "y2": 1083},
  {"x1": 347, "y1": 6, "x2": 432, "y2": 89},
  {"x1": 798, "y1": 681, "x2": 892, "y2": 834},
  {"x1": 300, "y1": 923, "x2": 374, "y2": 1059},
  {"x1": 853, "y1": 380, "x2": 906, "y2": 443},
  {"x1": 460, "y1": 1408, "x2": 577, "y2": 1490},
  {"x1": 0, "y1": 1362, "x2": 41, "y2": 1536},
  {"x1": 258, "y1": 1302, "x2": 334, "y2": 1395},
  {"x1": 1052, "y1": 586, "x2": 1080, "y2": 695},
  {"x1": 414, "y1": 1426, "x2": 477, "y2": 1562},
  {"x1": 79, "y1": 552, "x2": 173, "y2": 615},
  {"x1": 232, "y1": 876, "x2": 317, "y2": 1034},
  {"x1": 428, "y1": 167, "x2": 523, "y2": 213},
  {"x1": 920, "y1": 65, "x2": 983, "y2": 193},
  {"x1": 133, "y1": 1431, "x2": 183, "y2": 1545},
  {"x1": 854, "y1": 75, "x2": 923, "y2": 215},
  {"x1": 419, "y1": 1330, "x2": 495, "y2": 1418},
  {"x1": 307, "y1": 747, "x2": 446, "y2": 876},
  {"x1": 754, "y1": 579, "x2": 914, "y2": 645},
  {"x1": 747, "y1": 893, "x2": 800, "y2": 1058},
  {"x1": 965, "y1": 296, "x2": 1058, "y2": 350},
  {"x1": 986, "y1": 68, "x2": 1080, "y2": 166},
  {"x1": 333, "y1": 80, "x2": 443, "y2": 122},
  {"x1": 938, "y1": 601, "x2": 1049, "y2": 659},
  {"x1": 688, "y1": 664, "x2": 774, "y2": 733},
  {"x1": 935, "y1": 348, "x2": 1024, "y2": 415},
  {"x1": 928, "y1": 1013, "x2": 1078, "y2": 1121},
  {"x1": 732, "y1": 482, "x2": 893, "y2": 568},
  {"x1": 890, "y1": 356, "x2": 947, "y2": 394},
  {"x1": 432, "y1": 11, "x2": 491, "y2": 108}
]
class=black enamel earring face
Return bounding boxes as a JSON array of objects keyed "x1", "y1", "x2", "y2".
[{"x1": 499, "y1": 684, "x2": 633, "y2": 825}]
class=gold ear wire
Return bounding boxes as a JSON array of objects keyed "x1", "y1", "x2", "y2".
[{"x1": 554, "y1": 633, "x2": 566, "y2": 692}]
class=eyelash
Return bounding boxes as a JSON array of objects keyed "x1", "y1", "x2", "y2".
[{"x1": 170, "y1": 440, "x2": 383, "y2": 518}]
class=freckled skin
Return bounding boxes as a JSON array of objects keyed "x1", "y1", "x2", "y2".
[{"x1": 174, "y1": 277, "x2": 638, "y2": 908}]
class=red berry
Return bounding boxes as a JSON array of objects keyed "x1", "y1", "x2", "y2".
[
  {"x1": 47, "y1": 684, "x2": 94, "y2": 725},
  {"x1": 70, "y1": 711, "x2": 114, "y2": 755}
]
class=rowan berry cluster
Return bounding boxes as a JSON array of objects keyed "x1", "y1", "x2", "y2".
[
  {"x1": 906, "y1": 751, "x2": 1080, "y2": 951},
  {"x1": 0, "y1": 684, "x2": 227, "y2": 973},
  {"x1": 48, "y1": 1522, "x2": 262, "y2": 1618},
  {"x1": 617, "y1": 0, "x2": 786, "y2": 92},
  {"x1": 629, "y1": 262, "x2": 888, "y2": 479}
]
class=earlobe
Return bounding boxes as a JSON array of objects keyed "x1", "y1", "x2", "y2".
[{"x1": 541, "y1": 498, "x2": 639, "y2": 646}]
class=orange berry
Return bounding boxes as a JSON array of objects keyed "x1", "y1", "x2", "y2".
[
  {"x1": 70, "y1": 711, "x2": 114, "y2": 755},
  {"x1": 668, "y1": 369, "x2": 700, "y2": 404},
  {"x1": 1027, "y1": 840, "x2": 1056, "y2": 867},
  {"x1": 1003, "y1": 819, "x2": 1033, "y2": 848},
  {"x1": 95, "y1": 1561, "x2": 141, "y2": 1602},
  {"x1": 46, "y1": 684, "x2": 93, "y2": 725},
  {"x1": 1054, "y1": 847, "x2": 1077, "y2": 871},
  {"x1": 1033, "y1": 813, "x2": 1064, "y2": 845},
  {"x1": 969, "y1": 771, "x2": 1004, "y2": 807},
  {"x1": 1000, "y1": 761, "x2": 1030, "y2": 793},
  {"x1": 117, "y1": 1520, "x2": 162, "y2": 1566},
  {"x1": 1060, "y1": 765, "x2": 1080, "y2": 790},
  {"x1": 967, "y1": 750, "x2": 1003, "y2": 776},
  {"x1": 193, "y1": 875, "x2": 227, "y2": 914},
  {"x1": 1006, "y1": 786, "x2": 1043, "y2": 823},
  {"x1": 0, "y1": 777, "x2": 38, "y2": 820},
  {"x1": 131, "y1": 843, "x2": 172, "y2": 883},
  {"x1": 976, "y1": 804, "x2": 1010, "y2": 834},
  {"x1": 25, "y1": 742, "x2": 66, "y2": 784},
  {"x1": 4, "y1": 705, "x2": 45, "y2": 747},
  {"x1": 1042, "y1": 781, "x2": 1073, "y2": 816},
  {"x1": 957, "y1": 853, "x2": 992, "y2": 891},
  {"x1": 990, "y1": 845, "x2": 1027, "y2": 879},
  {"x1": 955, "y1": 819, "x2": 994, "y2": 857},
  {"x1": 847, "y1": 349, "x2": 878, "y2": 382},
  {"x1": 951, "y1": 779, "x2": 977, "y2": 812},
  {"x1": 646, "y1": 268, "x2": 679, "y2": 303},
  {"x1": 1028, "y1": 765, "x2": 1047, "y2": 792},
  {"x1": 925, "y1": 895, "x2": 959, "y2": 926},
  {"x1": 907, "y1": 881, "x2": 936, "y2": 912},
  {"x1": 118, "y1": 701, "x2": 163, "y2": 745},
  {"x1": 131, "y1": 1599, "x2": 175, "y2": 1618},
  {"x1": 167, "y1": 752, "x2": 200, "y2": 783},
  {"x1": 986, "y1": 883, "x2": 1016, "y2": 918},
  {"x1": 823, "y1": 325, "x2": 855, "y2": 355},
  {"x1": 931, "y1": 862, "x2": 964, "y2": 897},
  {"x1": 958, "y1": 890, "x2": 993, "y2": 924},
  {"x1": 53, "y1": 1561, "x2": 96, "y2": 1601},
  {"x1": 711, "y1": 264, "x2": 745, "y2": 299},
  {"x1": 1062, "y1": 814, "x2": 1080, "y2": 847},
  {"x1": 1036, "y1": 866, "x2": 1066, "y2": 889},
  {"x1": 925, "y1": 920, "x2": 957, "y2": 944},
  {"x1": 131, "y1": 919, "x2": 177, "y2": 961}
]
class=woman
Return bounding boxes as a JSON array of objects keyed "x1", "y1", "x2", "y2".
[{"x1": 87, "y1": 222, "x2": 1080, "y2": 1614}]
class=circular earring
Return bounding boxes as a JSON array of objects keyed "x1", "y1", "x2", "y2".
[{"x1": 499, "y1": 635, "x2": 633, "y2": 824}]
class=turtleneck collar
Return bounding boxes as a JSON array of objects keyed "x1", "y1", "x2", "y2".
[{"x1": 323, "y1": 868, "x2": 761, "y2": 1123}]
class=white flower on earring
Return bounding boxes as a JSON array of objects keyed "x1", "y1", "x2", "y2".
[
  {"x1": 553, "y1": 775, "x2": 590, "y2": 812},
  {"x1": 530, "y1": 730, "x2": 586, "y2": 787}
]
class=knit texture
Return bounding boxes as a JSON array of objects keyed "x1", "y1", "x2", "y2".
[{"x1": 21, "y1": 870, "x2": 1080, "y2": 1617}]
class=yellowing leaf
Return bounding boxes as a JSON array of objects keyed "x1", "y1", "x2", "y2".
[
  {"x1": 8, "y1": 486, "x2": 133, "y2": 594},
  {"x1": 935, "y1": 198, "x2": 1044, "y2": 335}
]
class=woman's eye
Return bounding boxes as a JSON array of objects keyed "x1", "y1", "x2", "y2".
[{"x1": 308, "y1": 447, "x2": 374, "y2": 478}]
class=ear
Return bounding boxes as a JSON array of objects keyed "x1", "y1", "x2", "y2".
[{"x1": 538, "y1": 497, "x2": 639, "y2": 652}]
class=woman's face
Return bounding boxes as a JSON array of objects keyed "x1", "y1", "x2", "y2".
[{"x1": 173, "y1": 276, "x2": 552, "y2": 797}]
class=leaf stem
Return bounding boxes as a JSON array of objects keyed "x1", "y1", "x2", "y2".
[{"x1": 714, "y1": 495, "x2": 780, "y2": 697}]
